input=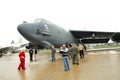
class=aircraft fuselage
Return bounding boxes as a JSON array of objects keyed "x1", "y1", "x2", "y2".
[{"x1": 17, "y1": 19, "x2": 78, "y2": 48}]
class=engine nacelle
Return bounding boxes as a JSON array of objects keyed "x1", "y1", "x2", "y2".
[
  {"x1": 25, "y1": 43, "x2": 47, "y2": 49},
  {"x1": 111, "y1": 33, "x2": 120, "y2": 42},
  {"x1": 26, "y1": 43, "x2": 34, "y2": 49}
]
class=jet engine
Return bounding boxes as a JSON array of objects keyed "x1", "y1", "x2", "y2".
[
  {"x1": 26, "y1": 43, "x2": 34, "y2": 49},
  {"x1": 111, "y1": 33, "x2": 120, "y2": 42},
  {"x1": 25, "y1": 43, "x2": 48, "y2": 49}
]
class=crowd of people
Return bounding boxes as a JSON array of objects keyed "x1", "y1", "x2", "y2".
[
  {"x1": 50, "y1": 43, "x2": 86, "y2": 71},
  {"x1": 17, "y1": 43, "x2": 86, "y2": 71}
]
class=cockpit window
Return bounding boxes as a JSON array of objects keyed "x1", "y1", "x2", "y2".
[
  {"x1": 34, "y1": 18, "x2": 53, "y2": 24},
  {"x1": 44, "y1": 24, "x2": 49, "y2": 32},
  {"x1": 36, "y1": 28, "x2": 41, "y2": 34},
  {"x1": 34, "y1": 18, "x2": 51, "y2": 34},
  {"x1": 34, "y1": 18, "x2": 42, "y2": 23},
  {"x1": 36, "y1": 24, "x2": 50, "y2": 35}
]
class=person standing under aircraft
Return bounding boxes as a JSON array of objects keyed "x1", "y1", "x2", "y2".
[
  {"x1": 68, "y1": 44, "x2": 72, "y2": 60},
  {"x1": 60, "y1": 44, "x2": 70, "y2": 71},
  {"x1": 18, "y1": 49, "x2": 26, "y2": 71},
  {"x1": 34, "y1": 48, "x2": 37, "y2": 61},
  {"x1": 29, "y1": 48, "x2": 34, "y2": 62},
  {"x1": 78, "y1": 43, "x2": 84, "y2": 59},
  {"x1": 0, "y1": 50, "x2": 2, "y2": 57},
  {"x1": 69, "y1": 43, "x2": 79, "y2": 65},
  {"x1": 51, "y1": 45, "x2": 56, "y2": 62},
  {"x1": 83, "y1": 44, "x2": 87, "y2": 51}
]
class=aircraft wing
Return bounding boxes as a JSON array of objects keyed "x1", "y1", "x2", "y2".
[
  {"x1": 70, "y1": 30, "x2": 114, "y2": 43},
  {"x1": 0, "y1": 43, "x2": 28, "y2": 54},
  {"x1": 0, "y1": 46, "x2": 11, "y2": 54}
]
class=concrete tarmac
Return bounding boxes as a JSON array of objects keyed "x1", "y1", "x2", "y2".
[{"x1": 0, "y1": 50, "x2": 120, "y2": 80}]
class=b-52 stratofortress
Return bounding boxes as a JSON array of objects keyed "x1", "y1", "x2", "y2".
[{"x1": 17, "y1": 18, "x2": 120, "y2": 49}]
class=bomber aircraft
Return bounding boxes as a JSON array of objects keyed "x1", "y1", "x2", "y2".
[{"x1": 17, "y1": 18, "x2": 120, "y2": 49}]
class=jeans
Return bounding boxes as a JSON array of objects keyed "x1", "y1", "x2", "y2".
[
  {"x1": 29, "y1": 53, "x2": 33, "y2": 62},
  {"x1": 52, "y1": 54, "x2": 56, "y2": 61},
  {"x1": 62, "y1": 56, "x2": 70, "y2": 71}
]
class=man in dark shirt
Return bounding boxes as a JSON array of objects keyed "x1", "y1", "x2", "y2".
[
  {"x1": 60, "y1": 44, "x2": 70, "y2": 71},
  {"x1": 29, "y1": 48, "x2": 33, "y2": 62}
]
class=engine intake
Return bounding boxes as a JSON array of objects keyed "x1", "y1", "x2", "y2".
[{"x1": 111, "y1": 33, "x2": 120, "y2": 42}]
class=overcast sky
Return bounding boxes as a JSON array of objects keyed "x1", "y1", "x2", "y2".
[{"x1": 0, "y1": 0, "x2": 120, "y2": 46}]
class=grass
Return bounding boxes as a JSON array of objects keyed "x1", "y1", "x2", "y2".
[
  {"x1": 38, "y1": 49, "x2": 51, "y2": 54},
  {"x1": 93, "y1": 44, "x2": 120, "y2": 49}
]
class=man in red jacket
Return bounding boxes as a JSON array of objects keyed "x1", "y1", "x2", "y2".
[{"x1": 18, "y1": 49, "x2": 26, "y2": 71}]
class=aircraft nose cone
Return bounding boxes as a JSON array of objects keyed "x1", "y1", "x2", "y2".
[
  {"x1": 17, "y1": 24, "x2": 27, "y2": 36},
  {"x1": 17, "y1": 25, "x2": 22, "y2": 32},
  {"x1": 17, "y1": 24, "x2": 27, "y2": 34}
]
